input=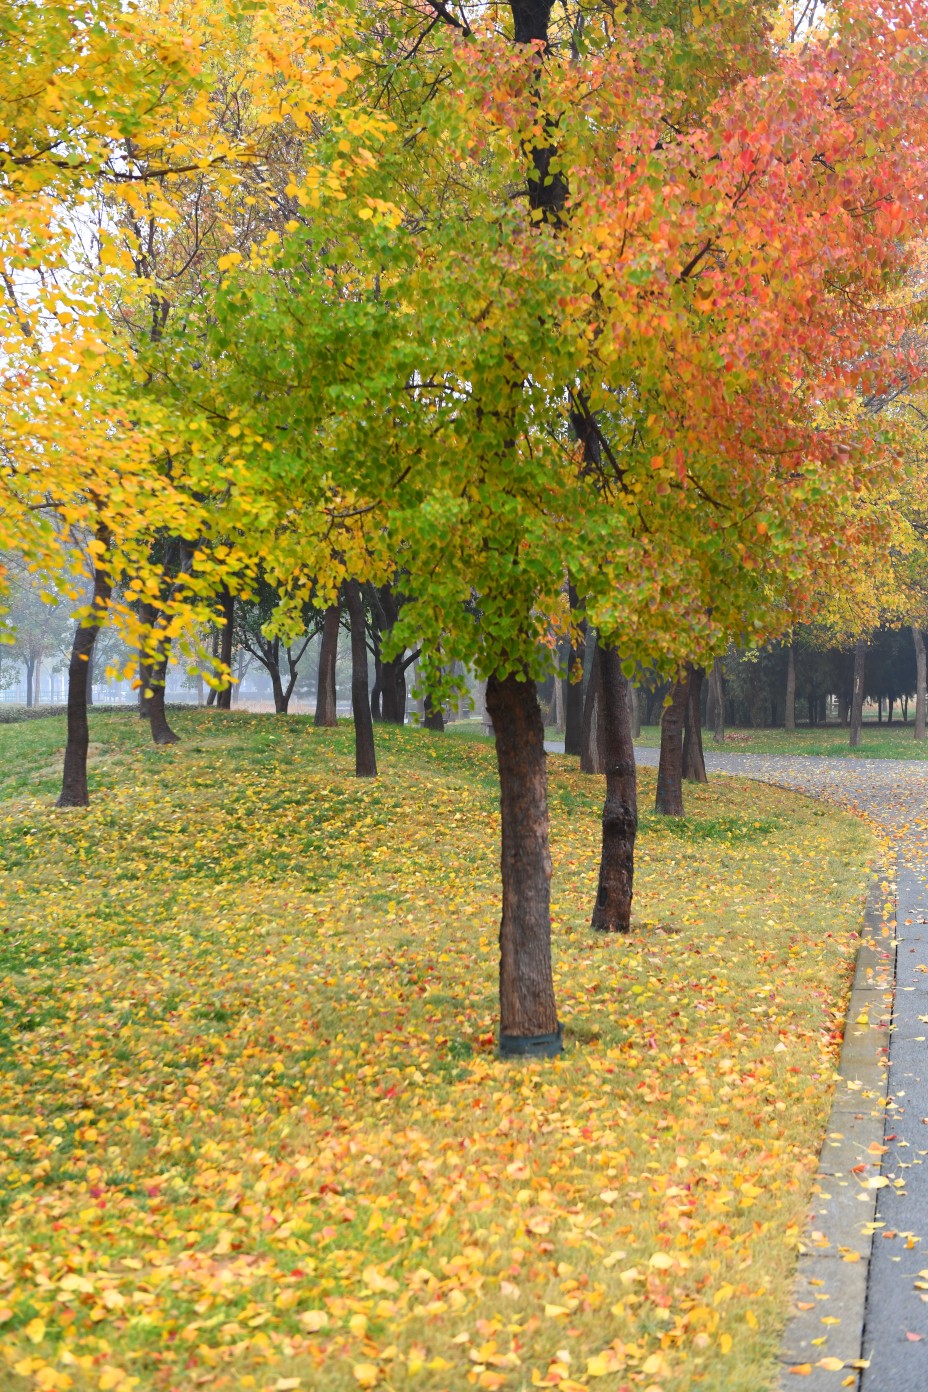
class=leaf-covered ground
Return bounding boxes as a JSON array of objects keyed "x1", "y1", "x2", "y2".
[{"x1": 0, "y1": 712, "x2": 876, "y2": 1392}]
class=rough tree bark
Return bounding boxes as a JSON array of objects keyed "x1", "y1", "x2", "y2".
[
  {"x1": 215, "y1": 588, "x2": 234, "y2": 710},
  {"x1": 849, "y1": 638, "x2": 867, "y2": 748},
  {"x1": 682, "y1": 665, "x2": 707, "y2": 783},
  {"x1": 345, "y1": 580, "x2": 376, "y2": 776},
  {"x1": 655, "y1": 678, "x2": 688, "y2": 815},
  {"x1": 784, "y1": 642, "x2": 797, "y2": 731},
  {"x1": 486, "y1": 671, "x2": 561, "y2": 1055},
  {"x1": 590, "y1": 648, "x2": 637, "y2": 933},
  {"x1": 915, "y1": 627, "x2": 926, "y2": 741},
  {"x1": 314, "y1": 604, "x2": 340, "y2": 726},
  {"x1": 580, "y1": 639, "x2": 605, "y2": 773},
  {"x1": 564, "y1": 584, "x2": 585, "y2": 755},
  {"x1": 58, "y1": 556, "x2": 112, "y2": 807}
]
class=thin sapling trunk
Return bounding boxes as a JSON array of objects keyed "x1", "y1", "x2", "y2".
[
  {"x1": 914, "y1": 627, "x2": 926, "y2": 741},
  {"x1": 849, "y1": 638, "x2": 866, "y2": 748}
]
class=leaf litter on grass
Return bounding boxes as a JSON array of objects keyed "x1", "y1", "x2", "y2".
[{"x1": 0, "y1": 713, "x2": 877, "y2": 1392}]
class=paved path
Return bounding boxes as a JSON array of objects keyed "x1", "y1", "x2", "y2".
[{"x1": 633, "y1": 746, "x2": 928, "y2": 1386}]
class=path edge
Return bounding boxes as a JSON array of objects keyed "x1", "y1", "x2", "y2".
[{"x1": 776, "y1": 873, "x2": 895, "y2": 1389}]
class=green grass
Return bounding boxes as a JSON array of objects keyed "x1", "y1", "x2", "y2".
[
  {"x1": 633, "y1": 722, "x2": 928, "y2": 759},
  {"x1": 0, "y1": 711, "x2": 878, "y2": 1392}
]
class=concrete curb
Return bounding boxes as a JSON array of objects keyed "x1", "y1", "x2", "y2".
[{"x1": 777, "y1": 874, "x2": 897, "y2": 1389}]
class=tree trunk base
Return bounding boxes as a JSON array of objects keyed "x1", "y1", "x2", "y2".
[{"x1": 499, "y1": 1026, "x2": 563, "y2": 1058}]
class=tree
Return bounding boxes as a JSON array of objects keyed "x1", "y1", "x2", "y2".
[
  {"x1": 133, "y1": 0, "x2": 928, "y2": 1049},
  {"x1": 0, "y1": 565, "x2": 72, "y2": 705},
  {"x1": 235, "y1": 581, "x2": 321, "y2": 715}
]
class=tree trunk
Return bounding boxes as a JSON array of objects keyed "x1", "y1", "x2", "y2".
[
  {"x1": 914, "y1": 627, "x2": 926, "y2": 740},
  {"x1": 682, "y1": 665, "x2": 707, "y2": 783},
  {"x1": 25, "y1": 659, "x2": 34, "y2": 709},
  {"x1": 58, "y1": 564, "x2": 112, "y2": 808},
  {"x1": 655, "y1": 678, "x2": 688, "y2": 816},
  {"x1": 486, "y1": 671, "x2": 561, "y2": 1056},
  {"x1": 478, "y1": 679, "x2": 493, "y2": 735},
  {"x1": 849, "y1": 638, "x2": 866, "y2": 748},
  {"x1": 380, "y1": 654, "x2": 407, "y2": 724},
  {"x1": 590, "y1": 648, "x2": 637, "y2": 934},
  {"x1": 370, "y1": 639, "x2": 383, "y2": 721},
  {"x1": 707, "y1": 658, "x2": 725, "y2": 742},
  {"x1": 345, "y1": 580, "x2": 376, "y2": 776},
  {"x1": 34, "y1": 659, "x2": 42, "y2": 705},
  {"x1": 138, "y1": 600, "x2": 155, "y2": 718},
  {"x1": 553, "y1": 674, "x2": 565, "y2": 734},
  {"x1": 888, "y1": 696, "x2": 894, "y2": 725},
  {"x1": 149, "y1": 647, "x2": 179, "y2": 745},
  {"x1": 424, "y1": 694, "x2": 445, "y2": 732},
  {"x1": 86, "y1": 644, "x2": 95, "y2": 707},
  {"x1": 580, "y1": 638, "x2": 605, "y2": 773},
  {"x1": 564, "y1": 585, "x2": 585, "y2": 756},
  {"x1": 626, "y1": 680, "x2": 640, "y2": 740},
  {"x1": 785, "y1": 643, "x2": 796, "y2": 730},
  {"x1": 270, "y1": 656, "x2": 286, "y2": 714},
  {"x1": 314, "y1": 604, "x2": 340, "y2": 726},
  {"x1": 215, "y1": 588, "x2": 234, "y2": 710}
]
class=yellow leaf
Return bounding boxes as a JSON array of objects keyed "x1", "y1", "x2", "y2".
[
  {"x1": 648, "y1": 1252, "x2": 673, "y2": 1270},
  {"x1": 818, "y1": 1358, "x2": 845, "y2": 1371},
  {"x1": 720, "y1": 1333, "x2": 733, "y2": 1355},
  {"x1": 98, "y1": 1370, "x2": 128, "y2": 1392},
  {"x1": 544, "y1": 1304, "x2": 570, "y2": 1318},
  {"x1": 586, "y1": 1353, "x2": 612, "y2": 1377},
  {"x1": 352, "y1": 1366, "x2": 379, "y2": 1389},
  {"x1": 299, "y1": 1310, "x2": 329, "y2": 1332},
  {"x1": 38, "y1": 1370, "x2": 74, "y2": 1391},
  {"x1": 25, "y1": 1318, "x2": 46, "y2": 1344}
]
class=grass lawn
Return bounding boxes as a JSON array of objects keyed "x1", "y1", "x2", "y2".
[
  {"x1": 0, "y1": 711, "x2": 877, "y2": 1392},
  {"x1": 633, "y1": 722, "x2": 928, "y2": 760}
]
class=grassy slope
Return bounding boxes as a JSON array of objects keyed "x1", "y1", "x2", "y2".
[{"x1": 0, "y1": 712, "x2": 877, "y2": 1392}]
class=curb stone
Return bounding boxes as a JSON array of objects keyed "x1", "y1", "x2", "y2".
[{"x1": 777, "y1": 875, "x2": 896, "y2": 1389}]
